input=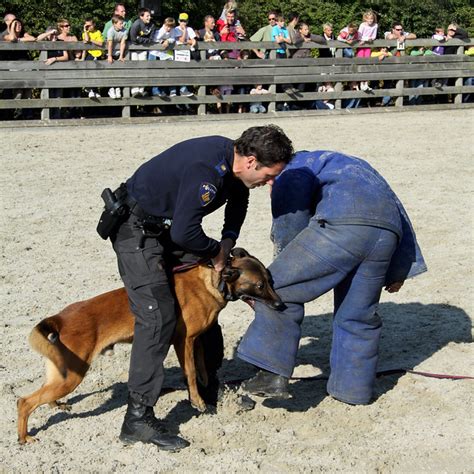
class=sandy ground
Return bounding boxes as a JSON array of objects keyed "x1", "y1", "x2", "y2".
[{"x1": 1, "y1": 110, "x2": 473, "y2": 473}]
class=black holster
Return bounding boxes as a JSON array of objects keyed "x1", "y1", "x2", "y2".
[{"x1": 96, "y1": 184, "x2": 130, "y2": 240}]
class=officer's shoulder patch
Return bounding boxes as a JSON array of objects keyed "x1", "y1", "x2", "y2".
[
  {"x1": 215, "y1": 160, "x2": 229, "y2": 177},
  {"x1": 199, "y1": 182, "x2": 217, "y2": 206}
]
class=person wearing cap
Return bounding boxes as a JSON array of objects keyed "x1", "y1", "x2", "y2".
[
  {"x1": 104, "y1": 125, "x2": 294, "y2": 451},
  {"x1": 172, "y1": 13, "x2": 196, "y2": 97}
]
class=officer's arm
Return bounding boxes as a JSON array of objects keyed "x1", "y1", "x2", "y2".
[
  {"x1": 271, "y1": 168, "x2": 316, "y2": 255},
  {"x1": 170, "y1": 163, "x2": 221, "y2": 258},
  {"x1": 221, "y1": 180, "x2": 249, "y2": 245}
]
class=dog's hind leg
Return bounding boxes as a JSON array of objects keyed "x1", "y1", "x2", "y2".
[
  {"x1": 194, "y1": 338, "x2": 208, "y2": 388},
  {"x1": 17, "y1": 361, "x2": 86, "y2": 444}
]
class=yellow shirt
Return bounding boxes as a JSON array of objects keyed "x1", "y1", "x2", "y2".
[{"x1": 82, "y1": 30, "x2": 103, "y2": 58}]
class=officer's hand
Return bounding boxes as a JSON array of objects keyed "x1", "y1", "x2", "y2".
[
  {"x1": 384, "y1": 281, "x2": 404, "y2": 293},
  {"x1": 211, "y1": 238, "x2": 234, "y2": 272}
]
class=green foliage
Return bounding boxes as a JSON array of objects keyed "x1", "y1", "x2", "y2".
[{"x1": 1, "y1": 0, "x2": 472, "y2": 37}]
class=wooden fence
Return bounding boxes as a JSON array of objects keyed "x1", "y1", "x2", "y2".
[{"x1": 0, "y1": 38, "x2": 473, "y2": 121}]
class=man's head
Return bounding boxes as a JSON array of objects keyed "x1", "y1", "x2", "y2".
[
  {"x1": 226, "y1": 10, "x2": 236, "y2": 26},
  {"x1": 114, "y1": 3, "x2": 126, "y2": 18},
  {"x1": 204, "y1": 15, "x2": 215, "y2": 30},
  {"x1": 267, "y1": 10, "x2": 277, "y2": 27},
  {"x1": 233, "y1": 125, "x2": 294, "y2": 188},
  {"x1": 139, "y1": 8, "x2": 151, "y2": 24},
  {"x1": 391, "y1": 22, "x2": 404, "y2": 36}
]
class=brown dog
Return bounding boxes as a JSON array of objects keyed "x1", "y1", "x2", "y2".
[{"x1": 17, "y1": 248, "x2": 282, "y2": 444}]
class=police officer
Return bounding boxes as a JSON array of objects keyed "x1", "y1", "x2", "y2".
[
  {"x1": 105, "y1": 125, "x2": 293, "y2": 451},
  {"x1": 238, "y1": 150, "x2": 427, "y2": 406}
]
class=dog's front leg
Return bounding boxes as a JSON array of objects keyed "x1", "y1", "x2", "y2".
[{"x1": 184, "y1": 336, "x2": 207, "y2": 413}]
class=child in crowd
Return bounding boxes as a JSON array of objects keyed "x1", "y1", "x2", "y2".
[
  {"x1": 81, "y1": 18, "x2": 104, "y2": 99},
  {"x1": 203, "y1": 30, "x2": 221, "y2": 60},
  {"x1": 149, "y1": 17, "x2": 177, "y2": 97},
  {"x1": 371, "y1": 46, "x2": 392, "y2": 61},
  {"x1": 218, "y1": 51, "x2": 233, "y2": 112},
  {"x1": 272, "y1": 15, "x2": 291, "y2": 58},
  {"x1": 106, "y1": 15, "x2": 128, "y2": 99},
  {"x1": 314, "y1": 81, "x2": 335, "y2": 109},
  {"x1": 172, "y1": 12, "x2": 195, "y2": 97},
  {"x1": 432, "y1": 27, "x2": 446, "y2": 55},
  {"x1": 357, "y1": 10, "x2": 378, "y2": 91},
  {"x1": 337, "y1": 23, "x2": 360, "y2": 58},
  {"x1": 249, "y1": 84, "x2": 269, "y2": 113}
]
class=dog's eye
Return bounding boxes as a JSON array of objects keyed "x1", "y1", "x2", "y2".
[{"x1": 256, "y1": 282, "x2": 264, "y2": 290}]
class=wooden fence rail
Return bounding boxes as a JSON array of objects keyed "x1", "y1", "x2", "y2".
[{"x1": 0, "y1": 39, "x2": 472, "y2": 121}]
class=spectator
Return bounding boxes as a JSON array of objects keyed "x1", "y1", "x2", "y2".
[
  {"x1": 286, "y1": 12, "x2": 300, "y2": 54},
  {"x1": 56, "y1": 18, "x2": 82, "y2": 117},
  {"x1": 216, "y1": 8, "x2": 245, "y2": 59},
  {"x1": 444, "y1": 23, "x2": 468, "y2": 55},
  {"x1": 315, "y1": 23, "x2": 336, "y2": 58},
  {"x1": 236, "y1": 49, "x2": 251, "y2": 113},
  {"x1": 173, "y1": 13, "x2": 195, "y2": 97},
  {"x1": 384, "y1": 21, "x2": 416, "y2": 44},
  {"x1": 2, "y1": 19, "x2": 35, "y2": 119},
  {"x1": 0, "y1": 13, "x2": 16, "y2": 40},
  {"x1": 432, "y1": 27, "x2": 446, "y2": 55},
  {"x1": 249, "y1": 84, "x2": 269, "y2": 113},
  {"x1": 314, "y1": 81, "x2": 335, "y2": 109},
  {"x1": 217, "y1": 51, "x2": 232, "y2": 113},
  {"x1": 149, "y1": 17, "x2": 177, "y2": 97},
  {"x1": 103, "y1": 3, "x2": 132, "y2": 37},
  {"x1": 250, "y1": 10, "x2": 278, "y2": 59},
  {"x1": 197, "y1": 15, "x2": 220, "y2": 42},
  {"x1": 357, "y1": 10, "x2": 377, "y2": 57},
  {"x1": 272, "y1": 15, "x2": 291, "y2": 58},
  {"x1": 408, "y1": 47, "x2": 433, "y2": 105},
  {"x1": 41, "y1": 26, "x2": 69, "y2": 119},
  {"x1": 337, "y1": 23, "x2": 360, "y2": 58},
  {"x1": 129, "y1": 8, "x2": 156, "y2": 97},
  {"x1": 106, "y1": 15, "x2": 128, "y2": 99},
  {"x1": 202, "y1": 28, "x2": 221, "y2": 60},
  {"x1": 371, "y1": 47, "x2": 394, "y2": 107},
  {"x1": 81, "y1": 18, "x2": 104, "y2": 61}
]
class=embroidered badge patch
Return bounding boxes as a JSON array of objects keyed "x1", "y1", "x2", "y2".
[{"x1": 199, "y1": 182, "x2": 217, "y2": 206}]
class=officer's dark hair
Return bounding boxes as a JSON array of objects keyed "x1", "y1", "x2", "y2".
[{"x1": 235, "y1": 125, "x2": 294, "y2": 167}]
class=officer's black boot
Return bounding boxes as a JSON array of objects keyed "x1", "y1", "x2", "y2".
[
  {"x1": 241, "y1": 369, "x2": 290, "y2": 398},
  {"x1": 119, "y1": 398, "x2": 190, "y2": 451}
]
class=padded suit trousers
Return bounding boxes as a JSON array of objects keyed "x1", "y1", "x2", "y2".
[{"x1": 238, "y1": 221, "x2": 398, "y2": 405}]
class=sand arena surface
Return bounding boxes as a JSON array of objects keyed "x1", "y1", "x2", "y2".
[{"x1": 1, "y1": 110, "x2": 473, "y2": 472}]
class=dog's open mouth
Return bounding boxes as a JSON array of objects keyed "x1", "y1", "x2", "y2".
[{"x1": 239, "y1": 296, "x2": 255, "y2": 309}]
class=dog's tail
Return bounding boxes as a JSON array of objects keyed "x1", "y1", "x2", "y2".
[{"x1": 29, "y1": 318, "x2": 67, "y2": 378}]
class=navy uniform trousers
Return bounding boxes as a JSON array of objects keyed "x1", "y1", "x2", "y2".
[
  {"x1": 237, "y1": 219, "x2": 398, "y2": 405},
  {"x1": 113, "y1": 212, "x2": 223, "y2": 407}
]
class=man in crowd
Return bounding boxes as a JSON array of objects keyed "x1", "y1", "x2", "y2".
[
  {"x1": 100, "y1": 125, "x2": 293, "y2": 450},
  {"x1": 250, "y1": 10, "x2": 278, "y2": 59},
  {"x1": 217, "y1": 8, "x2": 245, "y2": 59},
  {"x1": 197, "y1": 15, "x2": 221, "y2": 41},
  {"x1": 238, "y1": 150, "x2": 426, "y2": 406},
  {"x1": 102, "y1": 3, "x2": 132, "y2": 37}
]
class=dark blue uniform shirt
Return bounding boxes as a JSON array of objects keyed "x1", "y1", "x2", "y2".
[{"x1": 126, "y1": 136, "x2": 249, "y2": 258}]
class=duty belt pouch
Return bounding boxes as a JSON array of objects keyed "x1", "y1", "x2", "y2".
[{"x1": 96, "y1": 186, "x2": 129, "y2": 240}]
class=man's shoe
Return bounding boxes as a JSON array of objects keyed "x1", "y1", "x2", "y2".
[
  {"x1": 241, "y1": 370, "x2": 290, "y2": 398},
  {"x1": 119, "y1": 398, "x2": 190, "y2": 451}
]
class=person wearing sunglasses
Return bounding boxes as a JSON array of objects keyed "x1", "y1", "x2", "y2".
[
  {"x1": 384, "y1": 21, "x2": 416, "y2": 42},
  {"x1": 249, "y1": 10, "x2": 279, "y2": 59}
]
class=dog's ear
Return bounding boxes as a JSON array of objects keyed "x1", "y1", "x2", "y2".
[
  {"x1": 231, "y1": 248, "x2": 249, "y2": 258},
  {"x1": 221, "y1": 268, "x2": 241, "y2": 282}
]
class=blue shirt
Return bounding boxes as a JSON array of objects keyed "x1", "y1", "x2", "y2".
[
  {"x1": 271, "y1": 150, "x2": 427, "y2": 283},
  {"x1": 272, "y1": 25, "x2": 289, "y2": 55}
]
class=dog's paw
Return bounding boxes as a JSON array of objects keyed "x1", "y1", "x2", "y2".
[
  {"x1": 191, "y1": 398, "x2": 207, "y2": 413},
  {"x1": 19, "y1": 434, "x2": 38, "y2": 445}
]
